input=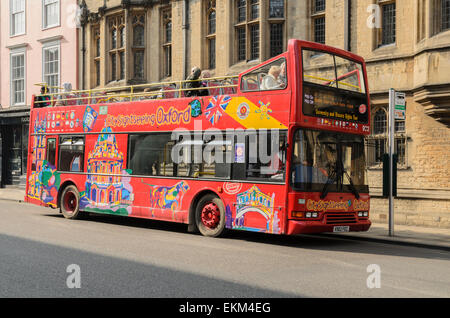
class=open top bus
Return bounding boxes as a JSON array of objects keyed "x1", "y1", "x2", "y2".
[{"x1": 26, "y1": 39, "x2": 371, "y2": 237}]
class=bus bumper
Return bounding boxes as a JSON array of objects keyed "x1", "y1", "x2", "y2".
[{"x1": 287, "y1": 219, "x2": 371, "y2": 235}]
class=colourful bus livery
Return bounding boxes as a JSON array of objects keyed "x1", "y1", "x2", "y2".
[{"x1": 26, "y1": 40, "x2": 371, "y2": 237}]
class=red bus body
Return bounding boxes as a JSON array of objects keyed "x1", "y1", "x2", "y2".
[{"x1": 25, "y1": 40, "x2": 371, "y2": 236}]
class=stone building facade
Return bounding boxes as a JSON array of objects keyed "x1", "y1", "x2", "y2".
[{"x1": 78, "y1": 0, "x2": 450, "y2": 228}]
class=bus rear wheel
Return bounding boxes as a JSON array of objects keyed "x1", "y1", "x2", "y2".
[
  {"x1": 195, "y1": 194, "x2": 227, "y2": 237},
  {"x1": 60, "y1": 185, "x2": 82, "y2": 219}
]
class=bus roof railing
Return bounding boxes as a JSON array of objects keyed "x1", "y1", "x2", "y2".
[{"x1": 33, "y1": 75, "x2": 239, "y2": 107}]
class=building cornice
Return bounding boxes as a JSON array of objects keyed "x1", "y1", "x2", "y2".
[
  {"x1": 365, "y1": 44, "x2": 450, "y2": 65},
  {"x1": 6, "y1": 43, "x2": 28, "y2": 50},
  {"x1": 37, "y1": 35, "x2": 64, "y2": 44}
]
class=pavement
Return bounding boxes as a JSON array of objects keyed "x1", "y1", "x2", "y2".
[{"x1": 1, "y1": 186, "x2": 449, "y2": 251}]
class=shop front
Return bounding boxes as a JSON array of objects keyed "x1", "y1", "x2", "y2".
[{"x1": 0, "y1": 107, "x2": 30, "y2": 187}]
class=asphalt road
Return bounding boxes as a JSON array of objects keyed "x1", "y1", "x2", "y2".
[{"x1": 0, "y1": 200, "x2": 449, "y2": 298}]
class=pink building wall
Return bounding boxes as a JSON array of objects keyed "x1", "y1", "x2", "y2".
[{"x1": 0, "y1": 0, "x2": 79, "y2": 109}]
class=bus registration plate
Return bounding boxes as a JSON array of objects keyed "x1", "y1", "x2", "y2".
[{"x1": 333, "y1": 226, "x2": 350, "y2": 233}]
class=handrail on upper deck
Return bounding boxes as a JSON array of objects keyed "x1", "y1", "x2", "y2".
[{"x1": 33, "y1": 75, "x2": 239, "y2": 107}]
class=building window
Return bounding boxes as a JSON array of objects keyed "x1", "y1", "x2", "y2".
[
  {"x1": 235, "y1": 0, "x2": 260, "y2": 62},
  {"x1": 132, "y1": 13, "x2": 146, "y2": 80},
  {"x1": 108, "y1": 14, "x2": 125, "y2": 82},
  {"x1": 250, "y1": 24, "x2": 259, "y2": 60},
  {"x1": 43, "y1": 44, "x2": 60, "y2": 94},
  {"x1": 10, "y1": 0, "x2": 26, "y2": 36},
  {"x1": 379, "y1": 1, "x2": 396, "y2": 46},
  {"x1": 237, "y1": 0, "x2": 246, "y2": 23},
  {"x1": 312, "y1": 0, "x2": 326, "y2": 44},
  {"x1": 443, "y1": 0, "x2": 450, "y2": 30},
  {"x1": 92, "y1": 26, "x2": 101, "y2": 87},
  {"x1": 208, "y1": 38, "x2": 216, "y2": 70},
  {"x1": 43, "y1": 0, "x2": 60, "y2": 29},
  {"x1": 373, "y1": 109, "x2": 387, "y2": 135},
  {"x1": 11, "y1": 51, "x2": 25, "y2": 105},
  {"x1": 417, "y1": 0, "x2": 426, "y2": 42},
  {"x1": 269, "y1": 0, "x2": 284, "y2": 18},
  {"x1": 250, "y1": 0, "x2": 259, "y2": 20},
  {"x1": 367, "y1": 107, "x2": 407, "y2": 167},
  {"x1": 237, "y1": 27, "x2": 246, "y2": 61},
  {"x1": 314, "y1": 17, "x2": 325, "y2": 44},
  {"x1": 268, "y1": 0, "x2": 285, "y2": 58},
  {"x1": 206, "y1": 0, "x2": 216, "y2": 69},
  {"x1": 314, "y1": 0, "x2": 326, "y2": 12},
  {"x1": 432, "y1": 0, "x2": 450, "y2": 34},
  {"x1": 367, "y1": 109, "x2": 387, "y2": 166},
  {"x1": 162, "y1": 9, "x2": 172, "y2": 78},
  {"x1": 270, "y1": 24, "x2": 283, "y2": 57}
]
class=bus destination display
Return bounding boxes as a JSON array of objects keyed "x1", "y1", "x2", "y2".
[{"x1": 303, "y1": 85, "x2": 369, "y2": 124}]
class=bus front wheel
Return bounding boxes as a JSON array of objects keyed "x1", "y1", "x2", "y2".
[
  {"x1": 60, "y1": 185, "x2": 82, "y2": 219},
  {"x1": 195, "y1": 194, "x2": 227, "y2": 237}
]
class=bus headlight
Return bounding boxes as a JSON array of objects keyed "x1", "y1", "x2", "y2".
[{"x1": 292, "y1": 212, "x2": 320, "y2": 219}]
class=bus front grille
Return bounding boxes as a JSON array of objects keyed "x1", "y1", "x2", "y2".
[{"x1": 326, "y1": 213, "x2": 358, "y2": 224}]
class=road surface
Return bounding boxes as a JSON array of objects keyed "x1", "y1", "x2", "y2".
[{"x1": 0, "y1": 200, "x2": 449, "y2": 298}]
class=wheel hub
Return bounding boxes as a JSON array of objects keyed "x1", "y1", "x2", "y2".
[
  {"x1": 64, "y1": 192, "x2": 76, "y2": 213},
  {"x1": 201, "y1": 203, "x2": 220, "y2": 229}
]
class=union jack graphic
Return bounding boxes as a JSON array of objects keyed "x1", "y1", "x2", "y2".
[{"x1": 205, "y1": 95, "x2": 231, "y2": 125}]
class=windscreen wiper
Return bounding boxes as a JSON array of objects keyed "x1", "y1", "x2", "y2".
[
  {"x1": 320, "y1": 164, "x2": 340, "y2": 199},
  {"x1": 320, "y1": 170, "x2": 335, "y2": 199},
  {"x1": 343, "y1": 170, "x2": 360, "y2": 199}
]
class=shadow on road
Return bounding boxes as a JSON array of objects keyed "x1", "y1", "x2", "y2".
[
  {"x1": 45, "y1": 212, "x2": 450, "y2": 261},
  {"x1": 0, "y1": 232, "x2": 299, "y2": 298}
]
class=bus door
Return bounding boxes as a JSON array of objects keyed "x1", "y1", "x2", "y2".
[{"x1": 40, "y1": 136, "x2": 58, "y2": 205}]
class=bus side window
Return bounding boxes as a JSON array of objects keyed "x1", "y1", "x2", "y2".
[
  {"x1": 59, "y1": 136, "x2": 85, "y2": 172},
  {"x1": 245, "y1": 130, "x2": 287, "y2": 182},
  {"x1": 128, "y1": 133, "x2": 175, "y2": 177},
  {"x1": 241, "y1": 58, "x2": 287, "y2": 92},
  {"x1": 46, "y1": 138, "x2": 57, "y2": 167}
]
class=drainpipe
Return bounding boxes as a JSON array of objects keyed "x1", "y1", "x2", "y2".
[
  {"x1": 82, "y1": 25, "x2": 86, "y2": 90},
  {"x1": 79, "y1": 1, "x2": 89, "y2": 90},
  {"x1": 182, "y1": 0, "x2": 189, "y2": 79},
  {"x1": 345, "y1": 0, "x2": 352, "y2": 51}
]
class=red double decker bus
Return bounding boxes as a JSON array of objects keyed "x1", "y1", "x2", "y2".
[{"x1": 25, "y1": 39, "x2": 371, "y2": 237}]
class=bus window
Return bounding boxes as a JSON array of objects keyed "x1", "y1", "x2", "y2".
[
  {"x1": 173, "y1": 132, "x2": 232, "y2": 179},
  {"x1": 128, "y1": 133, "x2": 175, "y2": 176},
  {"x1": 246, "y1": 130, "x2": 287, "y2": 182},
  {"x1": 58, "y1": 136, "x2": 84, "y2": 172},
  {"x1": 302, "y1": 50, "x2": 336, "y2": 88},
  {"x1": 302, "y1": 49, "x2": 366, "y2": 94},
  {"x1": 334, "y1": 55, "x2": 365, "y2": 93},
  {"x1": 46, "y1": 138, "x2": 56, "y2": 167},
  {"x1": 241, "y1": 58, "x2": 287, "y2": 92}
]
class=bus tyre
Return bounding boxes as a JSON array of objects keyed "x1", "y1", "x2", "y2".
[
  {"x1": 195, "y1": 194, "x2": 227, "y2": 237},
  {"x1": 60, "y1": 185, "x2": 82, "y2": 220}
]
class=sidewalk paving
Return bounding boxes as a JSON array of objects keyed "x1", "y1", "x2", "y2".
[
  {"x1": 1, "y1": 187, "x2": 449, "y2": 250},
  {"x1": 0, "y1": 187, "x2": 25, "y2": 202},
  {"x1": 321, "y1": 223, "x2": 450, "y2": 251}
]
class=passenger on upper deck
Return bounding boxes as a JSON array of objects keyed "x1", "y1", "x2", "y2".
[
  {"x1": 34, "y1": 86, "x2": 51, "y2": 108},
  {"x1": 261, "y1": 66, "x2": 282, "y2": 90},
  {"x1": 185, "y1": 66, "x2": 208, "y2": 97}
]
